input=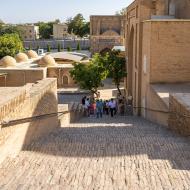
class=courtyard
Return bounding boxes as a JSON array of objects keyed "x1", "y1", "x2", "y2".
[
  {"x1": 1, "y1": 0, "x2": 190, "y2": 189},
  {"x1": 0, "y1": 115, "x2": 190, "y2": 189}
]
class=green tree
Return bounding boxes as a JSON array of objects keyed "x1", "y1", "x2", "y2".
[
  {"x1": 67, "y1": 46, "x2": 72, "y2": 52},
  {"x1": 70, "y1": 62, "x2": 107, "y2": 96},
  {"x1": 57, "y1": 43, "x2": 62, "y2": 52},
  {"x1": 37, "y1": 19, "x2": 61, "y2": 39},
  {"x1": 82, "y1": 22, "x2": 90, "y2": 37},
  {"x1": 66, "y1": 14, "x2": 90, "y2": 37},
  {"x1": 107, "y1": 50, "x2": 127, "y2": 95},
  {"x1": 0, "y1": 34, "x2": 24, "y2": 58},
  {"x1": 38, "y1": 22, "x2": 52, "y2": 39},
  {"x1": 0, "y1": 25, "x2": 23, "y2": 40},
  {"x1": 115, "y1": 8, "x2": 126, "y2": 15},
  {"x1": 47, "y1": 44, "x2": 51, "y2": 52},
  {"x1": 76, "y1": 42, "x2": 81, "y2": 51}
]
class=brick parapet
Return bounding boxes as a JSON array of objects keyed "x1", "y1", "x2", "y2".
[{"x1": 168, "y1": 93, "x2": 190, "y2": 135}]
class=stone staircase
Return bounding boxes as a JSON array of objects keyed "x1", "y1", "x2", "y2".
[
  {"x1": 58, "y1": 102, "x2": 84, "y2": 125},
  {"x1": 0, "y1": 115, "x2": 190, "y2": 189}
]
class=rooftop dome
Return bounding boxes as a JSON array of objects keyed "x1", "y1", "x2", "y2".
[
  {"x1": 15, "y1": 52, "x2": 29, "y2": 63},
  {"x1": 0, "y1": 56, "x2": 17, "y2": 67},
  {"x1": 27, "y1": 50, "x2": 38, "y2": 59},
  {"x1": 38, "y1": 55, "x2": 57, "y2": 67}
]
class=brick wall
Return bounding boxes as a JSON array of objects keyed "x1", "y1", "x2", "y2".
[
  {"x1": 148, "y1": 21, "x2": 190, "y2": 83},
  {"x1": 0, "y1": 68, "x2": 47, "y2": 87},
  {"x1": 168, "y1": 93, "x2": 190, "y2": 136},
  {"x1": 47, "y1": 67, "x2": 77, "y2": 88},
  {"x1": 0, "y1": 78, "x2": 58, "y2": 163}
]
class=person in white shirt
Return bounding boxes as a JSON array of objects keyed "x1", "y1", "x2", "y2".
[{"x1": 108, "y1": 99, "x2": 116, "y2": 117}]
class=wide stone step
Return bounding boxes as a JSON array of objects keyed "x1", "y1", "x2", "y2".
[{"x1": 0, "y1": 115, "x2": 190, "y2": 189}]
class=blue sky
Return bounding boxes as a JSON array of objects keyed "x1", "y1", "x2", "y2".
[{"x1": 0, "y1": 0, "x2": 133, "y2": 24}]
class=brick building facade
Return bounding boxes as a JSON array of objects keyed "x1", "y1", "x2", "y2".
[
  {"x1": 125, "y1": 0, "x2": 190, "y2": 130},
  {"x1": 90, "y1": 15, "x2": 125, "y2": 54}
]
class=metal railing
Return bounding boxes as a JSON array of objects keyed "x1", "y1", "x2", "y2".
[
  {"x1": 0, "y1": 111, "x2": 68, "y2": 128},
  {"x1": 133, "y1": 106, "x2": 190, "y2": 118},
  {"x1": 1, "y1": 105, "x2": 190, "y2": 129},
  {"x1": 0, "y1": 103, "x2": 83, "y2": 128}
]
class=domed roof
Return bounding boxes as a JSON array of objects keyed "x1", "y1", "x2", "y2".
[
  {"x1": 0, "y1": 56, "x2": 17, "y2": 67},
  {"x1": 27, "y1": 50, "x2": 38, "y2": 59},
  {"x1": 15, "y1": 52, "x2": 29, "y2": 63},
  {"x1": 38, "y1": 55, "x2": 57, "y2": 67}
]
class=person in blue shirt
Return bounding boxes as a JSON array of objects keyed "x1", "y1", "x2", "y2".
[{"x1": 96, "y1": 99, "x2": 103, "y2": 118}]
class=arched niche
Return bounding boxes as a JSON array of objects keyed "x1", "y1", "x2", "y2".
[{"x1": 62, "y1": 75, "x2": 69, "y2": 86}]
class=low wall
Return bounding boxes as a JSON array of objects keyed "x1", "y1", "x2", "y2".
[
  {"x1": 58, "y1": 103, "x2": 84, "y2": 126},
  {"x1": 0, "y1": 78, "x2": 58, "y2": 163},
  {"x1": 0, "y1": 68, "x2": 47, "y2": 87},
  {"x1": 24, "y1": 39, "x2": 90, "y2": 50},
  {"x1": 168, "y1": 93, "x2": 190, "y2": 136},
  {"x1": 142, "y1": 86, "x2": 169, "y2": 126}
]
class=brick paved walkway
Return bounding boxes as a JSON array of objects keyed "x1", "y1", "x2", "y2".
[{"x1": 0, "y1": 116, "x2": 190, "y2": 190}]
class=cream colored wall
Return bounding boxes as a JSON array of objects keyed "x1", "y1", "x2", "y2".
[
  {"x1": 141, "y1": 21, "x2": 168, "y2": 126},
  {"x1": 47, "y1": 67, "x2": 77, "y2": 88},
  {"x1": 18, "y1": 25, "x2": 39, "y2": 40},
  {"x1": 141, "y1": 21, "x2": 151, "y2": 116},
  {"x1": 0, "y1": 78, "x2": 58, "y2": 163},
  {"x1": 53, "y1": 24, "x2": 68, "y2": 39},
  {"x1": 117, "y1": 0, "x2": 190, "y2": 129},
  {"x1": 0, "y1": 68, "x2": 47, "y2": 87},
  {"x1": 126, "y1": 0, "x2": 143, "y2": 114},
  {"x1": 149, "y1": 21, "x2": 190, "y2": 83},
  {"x1": 146, "y1": 86, "x2": 169, "y2": 126}
]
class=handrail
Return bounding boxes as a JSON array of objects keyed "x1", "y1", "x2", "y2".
[
  {"x1": 133, "y1": 106, "x2": 190, "y2": 118},
  {"x1": 133, "y1": 106, "x2": 169, "y2": 114},
  {"x1": 0, "y1": 103, "x2": 83, "y2": 128},
  {"x1": 1, "y1": 105, "x2": 190, "y2": 128}
]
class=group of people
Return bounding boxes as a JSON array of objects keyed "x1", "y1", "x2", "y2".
[{"x1": 81, "y1": 95, "x2": 126, "y2": 118}]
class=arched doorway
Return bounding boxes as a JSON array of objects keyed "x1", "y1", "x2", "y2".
[
  {"x1": 62, "y1": 75, "x2": 69, "y2": 86},
  {"x1": 127, "y1": 26, "x2": 134, "y2": 97}
]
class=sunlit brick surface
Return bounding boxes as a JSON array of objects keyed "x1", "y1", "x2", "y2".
[{"x1": 0, "y1": 116, "x2": 190, "y2": 190}]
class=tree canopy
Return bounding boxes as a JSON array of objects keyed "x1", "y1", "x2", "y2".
[
  {"x1": 0, "y1": 33, "x2": 24, "y2": 58},
  {"x1": 70, "y1": 54, "x2": 108, "y2": 95},
  {"x1": 66, "y1": 14, "x2": 90, "y2": 37},
  {"x1": 70, "y1": 51, "x2": 126, "y2": 95},
  {"x1": 106, "y1": 50, "x2": 127, "y2": 95},
  {"x1": 36, "y1": 19, "x2": 60, "y2": 39},
  {"x1": 115, "y1": 8, "x2": 126, "y2": 15},
  {"x1": 0, "y1": 25, "x2": 23, "y2": 40}
]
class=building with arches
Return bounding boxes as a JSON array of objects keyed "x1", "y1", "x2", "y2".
[
  {"x1": 0, "y1": 51, "x2": 90, "y2": 88},
  {"x1": 90, "y1": 15, "x2": 125, "y2": 54},
  {"x1": 125, "y1": 0, "x2": 190, "y2": 129}
]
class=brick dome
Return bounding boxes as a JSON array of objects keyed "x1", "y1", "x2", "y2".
[
  {"x1": 0, "y1": 56, "x2": 17, "y2": 67},
  {"x1": 27, "y1": 50, "x2": 38, "y2": 59},
  {"x1": 15, "y1": 53, "x2": 29, "y2": 63},
  {"x1": 38, "y1": 55, "x2": 57, "y2": 67}
]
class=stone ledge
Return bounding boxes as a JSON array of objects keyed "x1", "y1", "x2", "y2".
[{"x1": 168, "y1": 93, "x2": 190, "y2": 136}]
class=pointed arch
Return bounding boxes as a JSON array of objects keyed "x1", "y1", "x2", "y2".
[
  {"x1": 62, "y1": 75, "x2": 69, "y2": 86},
  {"x1": 101, "y1": 30, "x2": 120, "y2": 36},
  {"x1": 127, "y1": 25, "x2": 135, "y2": 97}
]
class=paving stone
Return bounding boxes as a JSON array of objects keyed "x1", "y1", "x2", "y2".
[{"x1": 0, "y1": 115, "x2": 190, "y2": 190}]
